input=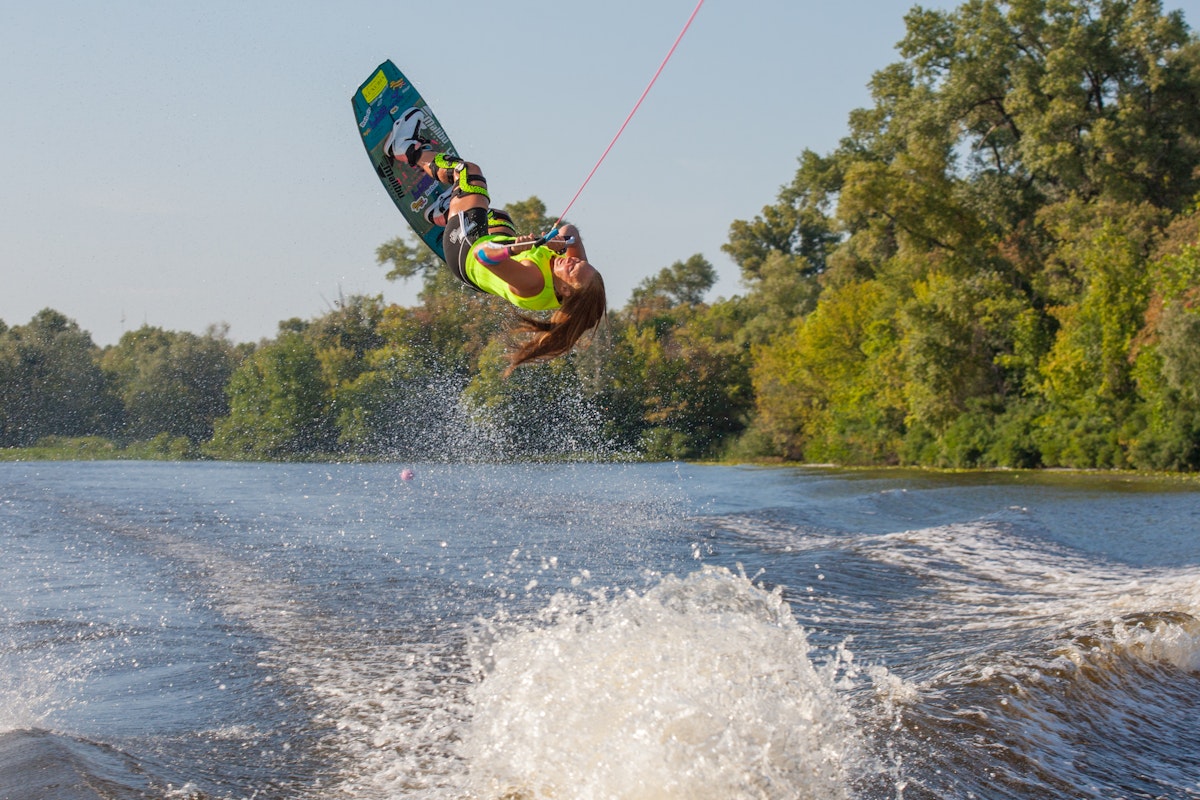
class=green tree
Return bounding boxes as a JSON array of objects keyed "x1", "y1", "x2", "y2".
[
  {"x1": 899, "y1": 268, "x2": 1031, "y2": 433},
  {"x1": 626, "y1": 254, "x2": 718, "y2": 327},
  {"x1": 602, "y1": 275, "x2": 753, "y2": 459},
  {"x1": 721, "y1": 0, "x2": 1200, "y2": 468},
  {"x1": 724, "y1": 150, "x2": 840, "y2": 282},
  {"x1": 899, "y1": 0, "x2": 1200, "y2": 210},
  {"x1": 664, "y1": 302, "x2": 755, "y2": 458},
  {"x1": 0, "y1": 309, "x2": 117, "y2": 447},
  {"x1": 375, "y1": 234, "x2": 443, "y2": 283},
  {"x1": 751, "y1": 280, "x2": 904, "y2": 463},
  {"x1": 640, "y1": 254, "x2": 718, "y2": 307},
  {"x1": 1128, "y1": 212, "x2": 1200, "y2": 469},
  {"x1": 101, "y1": 325, "x2": 239, "y2": 444},
  {"x1": 208, "y1": 332, "x2": 332, "y2": 459},
  {"x1": 1034, "y1": 200, "x2": 1160, "y2": 466}
]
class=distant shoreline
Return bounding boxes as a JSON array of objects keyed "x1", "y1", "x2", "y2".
[{"x1": 6, "y1": 441, "x2": 1200, "y2": 485}]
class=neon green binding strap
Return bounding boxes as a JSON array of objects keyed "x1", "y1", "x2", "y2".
[{"x1": 432, "y1": 154, "x2": 489, "y2": 199}]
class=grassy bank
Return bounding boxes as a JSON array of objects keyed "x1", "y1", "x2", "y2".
[{"x1": 0, "y1": 435, "x2": 196, "y2": 462}]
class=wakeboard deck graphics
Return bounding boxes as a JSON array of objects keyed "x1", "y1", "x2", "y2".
[{"x1": 353, "y1": 60, "x2": 457, "y2": 261}]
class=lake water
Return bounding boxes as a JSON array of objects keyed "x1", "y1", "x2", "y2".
[{"x1": 1, "y1": 461, "x2": 1198, "y2": 799}]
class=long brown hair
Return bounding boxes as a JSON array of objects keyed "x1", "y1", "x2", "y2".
[{"x1": 505, "y1": 273, "x2": 607, "y2": 375}]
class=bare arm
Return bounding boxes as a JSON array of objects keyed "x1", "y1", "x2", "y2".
[
  {"x1": 472, "y1": 224, "x2": 589, "y2": 298},
  {"x1": 472, "y1": 236, "x2": 546, "y2": 297},
  {"x1": 555, "y1": 223, "x2": 588, "y2": 262}
]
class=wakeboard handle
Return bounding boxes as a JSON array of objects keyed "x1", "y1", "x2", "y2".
[{"x1": 532, "y1": 228, "x2": 576, "y2": 249}]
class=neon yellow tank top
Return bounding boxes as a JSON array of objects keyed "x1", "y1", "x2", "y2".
[{"x1": 465, "y1": 243, "x2": 561, "y2": 311}]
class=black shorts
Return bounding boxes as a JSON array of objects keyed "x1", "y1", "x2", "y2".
[{"x1": 442, "y1": 208, "x2": 489, "y2": 292}]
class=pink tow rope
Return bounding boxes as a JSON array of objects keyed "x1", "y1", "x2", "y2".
[{"x1": 546, "y1": 0, "x2": 706, "y2": 233}]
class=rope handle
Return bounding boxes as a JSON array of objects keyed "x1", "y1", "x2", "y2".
[
  {"x1": 533, "y1": 228, "x2": 579, "y2": 248},
  {"x1": 477, "y1": 230, "x2": 576, "y2": 265}
]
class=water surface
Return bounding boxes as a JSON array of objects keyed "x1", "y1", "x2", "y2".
[{"x1": 1, "y1": 462, "x2": 1197, "y2": 798}]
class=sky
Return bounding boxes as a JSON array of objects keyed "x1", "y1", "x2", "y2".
[{"x1": 3, "y1": 0, "x2": 1199, "y2": 347}]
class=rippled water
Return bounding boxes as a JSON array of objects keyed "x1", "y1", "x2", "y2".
[{"x1": 1, "y1": 462, "x2": 1197, "y2": 799}]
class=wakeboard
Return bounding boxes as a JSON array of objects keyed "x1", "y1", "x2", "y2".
[{"x1": 352, "y1": 61, "x2": 457, "y2": 261}]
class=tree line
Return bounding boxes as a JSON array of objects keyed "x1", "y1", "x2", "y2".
[{"x1": 3, "y1": 0, "x2": 1200, "y2": 469}]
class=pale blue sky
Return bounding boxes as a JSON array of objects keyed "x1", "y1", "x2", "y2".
[{"x1": 3, "y1": 0, "x2": 1198, "y2": 346}]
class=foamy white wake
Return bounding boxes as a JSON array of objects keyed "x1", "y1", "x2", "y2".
[
  {"x1": 860, "y1": 521, "x2": 1200, "y2": 676},
  {"x1": 463, "y1": 566, "x2": 863, "y2": 800}
]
